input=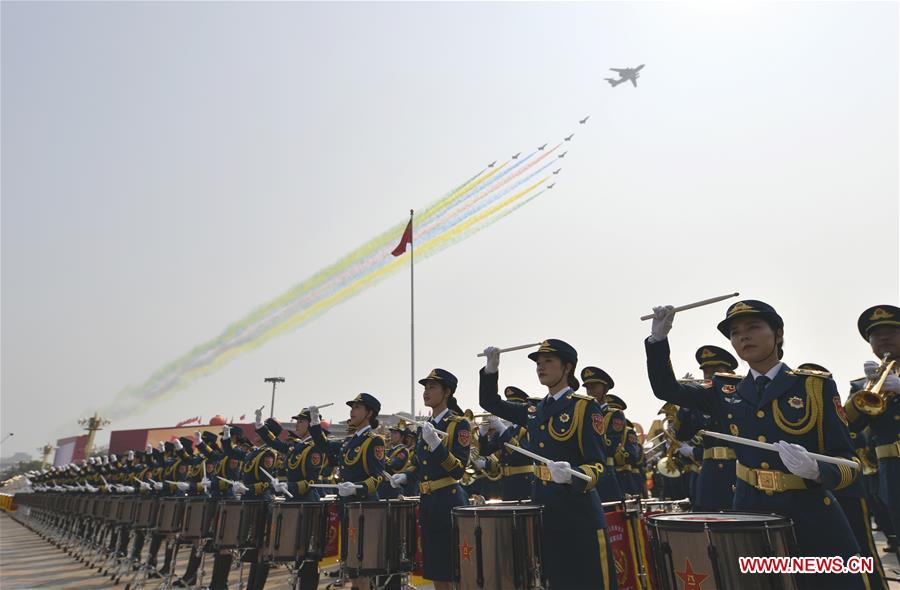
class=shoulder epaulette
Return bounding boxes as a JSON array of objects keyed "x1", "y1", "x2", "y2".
[
  {"x1": 788, "y1": 368, "x2": 832, "y2": 378},
  {"x1": 445, "y1": 415, "x2": 465, "y2": 423},
  {"x1": 714, "y1": 372, "x2": 744, "y2": 380},
  {"x1": 569, "y1": 393, "x2": 595, "y2": 401}
]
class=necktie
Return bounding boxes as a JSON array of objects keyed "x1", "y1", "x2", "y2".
[{"x1": 755, "y1": 375, "x2": 771, "y2": 396}]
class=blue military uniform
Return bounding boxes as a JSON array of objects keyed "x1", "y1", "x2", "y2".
[
  {"x1": 478, "y1": 387, "x2": 534, "y2": 501},
  {"x1": 581, "y1": 367, "x2": 627, "y2": 503},
  {"x1": 480, "y1": 340, "x2": 617, "y2": 590},
  {"x1": 402, "y1": 368, "x2": 471, "y2": 582},
  {"x1": 646, "y1": 300, "x2": 865, "y2": 590},
  {"x1": 312, "y1": 393, "x2": 386, "y2": 570},
  {"x1": 378, "y1": 421, "x2": 412, "y2": 500},
  {"x1": 255, "y1": 416, "x2": 326, "y2": 502},
  {"x1": 604, "y1": 394, "x2": 643, "y2": 498},
  {"x1": 845, "y1": 304, "x2": 900, "y2": 562}
]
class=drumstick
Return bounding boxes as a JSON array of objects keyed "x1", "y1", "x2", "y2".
[
  {"x1": 476, "y1": 343, "x2": 542, "y2": 358},
  {"x1": 315, "y1": 403, "x2": 335, "y2": 409},
  {"x1": 639, "y1": 292, "x2": 740, "y2": 321},
  {"x1": 697, "y1": 430, "x2": 859, "y2": 469},
  {"x1": 216, "y1": 475, "x2": 237, "y2": 486},
  {"x1": 309, "y1": 483, "x2": 364, "y2": 489},
  {"x1": 259, "y1": 467, "x2": 294, "y2": 498},
  {"x1": 407, "y1": 419, "x2": 449, "y2": 437},
  {"x1": 503, "y1": 443, "x2": 592, "y2": 482}
]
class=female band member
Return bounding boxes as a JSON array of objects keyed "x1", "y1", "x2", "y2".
[{"x1": 479, "y1": 340, "x2": 617, "y2": 590}]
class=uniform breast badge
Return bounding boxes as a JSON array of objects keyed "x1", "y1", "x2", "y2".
[
  {"x1": 722, "y1": 385, "x2": 736, "y2": 394},
  {"x1": 788, "y1": 396, "x2": 804, "y2": 409},
  {"x1": 559, "y1": 413, "x2": 570, "y2": 423}
]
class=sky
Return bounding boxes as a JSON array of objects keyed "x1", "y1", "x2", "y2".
[{"x1": 1, "y1": 1, "x2": 898, "y2": 460}]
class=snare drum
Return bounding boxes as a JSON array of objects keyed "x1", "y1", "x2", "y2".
[
  {"x1": 133, "y1": 497, "x2": 159, "y2": 529},
  {"x1": 263, "y1": 501, "x2": 330, "y2": 563},
  {"x1": 116, "y1": 496, "x2": 136, "y2": 525},
  {"x1": 213, "y1": 500, "x2": 267, "y2": 549},
  {"x1": 452, "y1": 504, "x2": 544, "y2": 590},
  {"x1": 646, "y1": 512, "x2": 798, "y2": 590},
  {"x1": 344, "y1": 499, "x2": 418, "y2": 576},
  {"x1": 181, "y1": 498, "x2": 218, "y2": 541},
  {"x1": 156, "y1": 497, "x2": 186, "y2": 534}
]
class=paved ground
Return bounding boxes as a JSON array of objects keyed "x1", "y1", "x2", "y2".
[{"x1": 1, "y1": 510, "x2": 898, "y2": 588}]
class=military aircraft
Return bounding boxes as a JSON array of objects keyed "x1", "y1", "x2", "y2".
[
  {"x1": 605, "y1": 64, "x2": 645, "y2": 88},
  {"x1": 538, "y1": 143, "x2": 548, "y2": 150},
  {"x1": 579, "y1": 115, "x2": 590, "y2": 124},
  {"x1": 552, "y1": 168, "x2": 562, "y2": 175},
  {"x1": 547, "y1": 183, "x2": 555, "y2": 189},
  {"x1": 558, "y1": 151, "x2": 568, "y2": 158},
  {"x1": 564, "y1": 133, "x2": 574, "y2": 141},
  {"x1": 512, "y1": 152, "x2": 521, "y2": 159},
  {"x1": 488, "y1": 161, "x2": 497, "y2": 168}
]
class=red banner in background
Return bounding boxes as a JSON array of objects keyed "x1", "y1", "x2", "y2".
[
  {"x1": 605, "y1": 509, "x2": 640, "y2": 590},
  {"x1": 324, "y1": 503, "x2": 340, "y2": 558}
]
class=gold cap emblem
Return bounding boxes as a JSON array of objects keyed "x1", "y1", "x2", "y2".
[
  {"x1": 871, "y1": 308, "x2": 894, "y2": 321},
  {"x1": 729, "y1": 301, "x2": 755, "y2": 316},
  {"x1": 701, "y1": 348, "x2": 715, "y2": 359}
]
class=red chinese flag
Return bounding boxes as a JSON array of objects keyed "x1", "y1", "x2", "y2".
[{"x1": 391, "y1": 219, "x2": 413, "y2": 256}]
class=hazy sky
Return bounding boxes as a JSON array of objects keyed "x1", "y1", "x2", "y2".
[{"x1": 2, "y1": 1, "x2": 897, "y2": 459}]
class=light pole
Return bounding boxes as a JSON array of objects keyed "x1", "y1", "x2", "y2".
[
  {"x1": 77, "y1": 413, "x2": 110, "y2": 457},
  {"x1": 264, "y1": 377, "x2": 285, "y2": 419}
]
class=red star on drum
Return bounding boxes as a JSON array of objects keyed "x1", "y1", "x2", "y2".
[{"x1": 675, "y1": 559, "x2": 709, "y2": 590}]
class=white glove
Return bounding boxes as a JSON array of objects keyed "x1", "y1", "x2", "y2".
[
  {"x1": 648, "y1": 305, "x2": 675, "y2": 343},
  {"x1": 254, "y1": 406, "x2": 264, "y2": 429},
  {"x1": 272, "y1": 480, "x2": 289, "y2": 494},
  {"x1": 153, "y1": 481, "x2": 164, "y2": 491},
  {"x1": 145, "y1": 443, "x2": 153, "y2": 454},
  {"x1": 158, "y1": 442, "x2": 166, "y2": 452},
  {"x1": 864, "y1": 361, "x2": 880, "y2": 380},
  {"x1": 85, "y1": 483, "x2": 99, "y2": 493},
  {"x1": 478, "y1": 420, "x2": 490, "y2": 436},
  {"x1": 774, "y1": 441, "x2": 820, "y2": 481},
  {"x1": 102, "y1": 456, "x2": 109, "y2": 465},
  {"x1": 175, "y1": 481, "x2": 190, "y2": 492},
  {"x1": 194, "y1": 431, "x2": 202, "y2": 444},
  {"x1": 882, "y1": 373, "x2": 900, "y2": 394},
  {"x1": 483, "y1": 346, "x2": 501, "y2": 374},
  {"x1": 173, "y1": 439, "x2": 183, "y2": 451},
  {"x1": 232, "y1": 481, "x2": 249, "y2": 495},
  {"x1": 109, "y1": 454, "x2": 117, "y2": 463},
  {"x1": 222, "y1": 426, "x2": 231, "y2": 440},
  {"x1": 547, "y1": 460, "x2": 573, "y2": 484},
  {"x1": 308, "y1": 405, "x2": 321, "y2": 426},
  {"x1": 677, "y1": 444, "x2": 694, "y2": 458},
  {"x1": 199, "y1": 478, "x2": 211, "y2": 491},
  {"x1": 127, "y1": 450, "x2": 134, "y2": 461},
  {"x1": 139, "y1": 481, "x2": 152, "y2": 491},
  {"x1": 389, "y1": 473, "x2": 407, "y2": 489},
  {"x1": 474, "y1": 458, "x2": 487, "y2": 470},
  {"x1": 121, "y1": 486, "x2": 135, "y2": 494},
  {"x1": 422, "y1": 422, "x2": 441, "y2": 451},
  {"x1": 88, "y1": 457, "x2": 96, "y2": 465},
  {"x1": 337, "y1": 481, "x2": 358, "y2": 497},
  {"x1": 489, "y1": 416, "x2": 508, "y2": 435}
]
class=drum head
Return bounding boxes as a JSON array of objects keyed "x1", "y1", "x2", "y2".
[{"x1": 648, "y1": 512, "x2": 792, "y2": 531}]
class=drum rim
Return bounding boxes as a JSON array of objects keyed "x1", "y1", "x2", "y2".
[
  {"x1": 647, "y1": 511, "x2": 793, "y2": 529},
  {"x1": 451, "y1": 504, "x2": 543, "y2": 515}
]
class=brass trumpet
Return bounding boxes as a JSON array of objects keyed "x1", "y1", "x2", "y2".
[{"x1": 852, "y1": 354, "x2": 897, "y2": 416}]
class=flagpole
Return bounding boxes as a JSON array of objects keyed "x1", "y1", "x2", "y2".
[{"x1": 409, "y1": 209, "x2": 415, "y2": 418}]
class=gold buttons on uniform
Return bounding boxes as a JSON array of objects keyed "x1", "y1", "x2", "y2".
[
  {"x1": 718, "y1": 464, "x2": 724, "y2": 469},
  {"x1": 761, "y1": 462, "x2": 769, "y2": 469},
  {"x1": 758, "y1": 436, "x2": 767, "y2": 443},
  {"x1": 756, "y1": 411, "x2": 765, "y2": 418},
  {"x1": 727, "y1": 414, "x2": 733, "y2": 419},
  {"x1": 540, "y1": 425, "x2": 546, "y2": 430},
  {"x1": 823, "y1": 497, "x2": 831, "y2": 506},
  {"x1": 422, "y1": 460, "x2": 428, "y2": 465},
  {"x1": 539, "y1": 442, "x2": 545, "y2": 448}
]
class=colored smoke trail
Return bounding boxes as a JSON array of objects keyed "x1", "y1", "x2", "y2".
[{"x1": 104, "y1": 148, "x2": 565, "y2": 419}]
